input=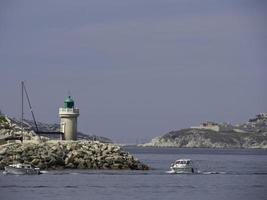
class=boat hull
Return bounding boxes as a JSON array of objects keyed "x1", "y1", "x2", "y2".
[
  {"x1": 4, "y1": 166, "x2": 40, "y2": 175},
  {"x1": 171, "y1": 167, "x2": 195, "y2": 174}
]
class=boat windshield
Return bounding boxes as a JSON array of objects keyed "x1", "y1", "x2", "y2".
[{"x1": 176, "y1": 160, "x2": 191, "y2": 164}]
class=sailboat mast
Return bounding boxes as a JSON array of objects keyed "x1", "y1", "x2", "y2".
[
  {"x1": 21, "y1": 81, "x2": 24, "y2": 134},
  {"x1": 23, "y1": 83, "x2": 39, "y2": 133}
]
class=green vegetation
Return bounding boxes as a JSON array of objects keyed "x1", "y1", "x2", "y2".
[
  {"x1": 0, "y1": 115, "x2": 7, "y2": 123},
  {"x1": 0, "y1": 111, "x2": 10, "y2": 129}
]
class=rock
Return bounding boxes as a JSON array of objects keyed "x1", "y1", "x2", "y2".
[
  {"x1": 31, "y1": 158, "x2": 40, "y2": 165},
  {"x1": 66, "y1": 163, "x2": 74, "y2": 168},
  {"x1": 65, "y1": 154, "x2": 74, "y2": 165},
  {"x1": 0, "y1": 148, "x2": 7, "y2": 155},
  {"x1": 111, "y1": 163, "x2": 123, "y2": 170},
  {"x1": 0, "y1": 140, "x2": 149, "y2": 170}
]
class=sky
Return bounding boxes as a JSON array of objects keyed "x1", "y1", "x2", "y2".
[{"x1": 0, "y1": 0, "x2": 266, "y2": 143}]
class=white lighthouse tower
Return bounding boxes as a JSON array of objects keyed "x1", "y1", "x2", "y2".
[{"x1": 59, "y1": 96, "x2": 79, "y2": 140}]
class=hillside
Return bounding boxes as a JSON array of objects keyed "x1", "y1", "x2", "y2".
[
  {"x1": 142, "y1": 113, "x2": 267, "y2": 148},
  {"x1": 0, "y1": 114, "x2": 112, "y2": 143}
]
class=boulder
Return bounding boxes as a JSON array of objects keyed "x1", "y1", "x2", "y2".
[{"x1": 0, "y1": 140, "x2": 149, "y2": 170}]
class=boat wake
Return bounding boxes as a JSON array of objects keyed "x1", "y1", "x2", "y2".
[
  {"x1": 200, "y1": 171, "x2": 227, "y2": 175},
  {"x1": 165, "y1": 170, "x2": 176, "y2": 174},
  {"x1": 40, "y1": 170, "x2": 49, "y2": 174},
  {"x1": 165, "y1": 170, "x2": 227, "y2": 175}
]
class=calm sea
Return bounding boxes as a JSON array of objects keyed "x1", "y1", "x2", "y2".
[{"x1": 0, "y1": 147, "x2": 267, "y2": 200}]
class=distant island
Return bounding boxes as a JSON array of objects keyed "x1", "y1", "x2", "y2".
[{"x1": 141, "y1": 113, "x2": 267, "y2": 148}]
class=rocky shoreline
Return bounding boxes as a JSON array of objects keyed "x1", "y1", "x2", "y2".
[
  {"x1": 141, "y1": 113, "x2": 267, "y2": 149},
  {"x1": 141, "y1": 129, "x2": 267, "y2": 148},
  {"x1": 0, "y1": 140, "x2": 149, "y2": 170}
]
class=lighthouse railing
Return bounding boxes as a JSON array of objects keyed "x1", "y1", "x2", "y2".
[{"x1": 59, "y1": 108, "x2": 79, "y2": 114}]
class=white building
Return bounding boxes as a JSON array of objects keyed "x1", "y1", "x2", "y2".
[{"x1": 191, "y1": 121, "x2": 220, "y2": 132}]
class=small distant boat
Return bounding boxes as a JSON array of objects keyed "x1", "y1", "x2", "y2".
[
  {"x1": 170, "y1": 159, "x2": 195, "y2": 174},
  {"x1": 3, "y1": 163, "x2": 41, "y2": 175}
]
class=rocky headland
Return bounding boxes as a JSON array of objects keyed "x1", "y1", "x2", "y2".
[{"x1": 141, "y1": 113, "x2": 267, "y2": 148}]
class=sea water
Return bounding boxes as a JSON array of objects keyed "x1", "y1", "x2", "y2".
[{"x1": 0, "y1": 147, "x2": 266, "y2": 200}]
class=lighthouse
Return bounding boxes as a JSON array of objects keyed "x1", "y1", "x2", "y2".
[{"x1": 59, "y1": 96, "x2": 79, "y2": 140}]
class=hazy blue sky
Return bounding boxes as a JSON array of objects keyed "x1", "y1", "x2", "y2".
[{"x1": 0, "y1": 0, "x2": 266, "y2": 143}]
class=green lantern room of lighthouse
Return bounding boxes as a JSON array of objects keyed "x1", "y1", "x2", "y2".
[{"x1": 64, "y1": 96, "x2": 74, "y2": 108}]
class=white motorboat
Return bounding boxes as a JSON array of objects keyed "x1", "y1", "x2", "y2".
[
  {"x1": 170, "y1": 159, "x2": 195, "y2": 174},
  {"x1": 3, "y1": 163, "x2": 41, "y2": 175}
]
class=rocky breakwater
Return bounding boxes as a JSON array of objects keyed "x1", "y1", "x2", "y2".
[{"x1": 0, "y1": 140, "x2": 149, "y2": 170}]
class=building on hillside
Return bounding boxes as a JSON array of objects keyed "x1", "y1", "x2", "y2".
[{"x1": 191, "y1": 121, "x2": 220, "y2": 132}]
